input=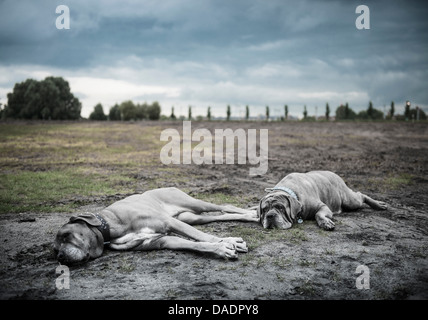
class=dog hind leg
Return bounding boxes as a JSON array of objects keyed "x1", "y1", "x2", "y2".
[
  {"x1": 341, "y1": 190, "x2": 387, "y2": 211},
  {"x1": 176, "y1": 211, "x2": 258, "y2": 225},
  {"x1": 361, "y1": 193, "x2": 387, "y2": 210}
]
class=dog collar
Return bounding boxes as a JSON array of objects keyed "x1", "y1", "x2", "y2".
[
  {"x1": 265, "y1": 186, "x2": 299, "y2": 201},
  {"x1": 93, "y1": 213, "x2": 111, "y2": 245},
  {"x1": 79, "y1": 213, "x2": 110, "y2": 245}
]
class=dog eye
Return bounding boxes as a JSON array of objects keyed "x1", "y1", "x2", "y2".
[{"x1": 61, "y1": 233, "x2": 71, "y2": 241}]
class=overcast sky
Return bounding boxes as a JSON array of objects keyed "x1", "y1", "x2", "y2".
[{"x1": 0, "y1": 0, "x2": 427, "y2": 118}]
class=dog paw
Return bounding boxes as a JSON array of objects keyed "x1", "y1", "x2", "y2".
[
  {"x1": 376, "y1": 201, "x2": 388, "y2": 210},
  {"x1": 319, "y1": 218, "x2": 335, "y2": 231},
  {"x1": 220, "y1": 237, "x2": 248, "y2": 253},
  {"x1": 214, "y1": 242, "x2": 238, "y2": 259},
  {"x1": 243, "y1": 211, "x2": 259, "y2": 222}
]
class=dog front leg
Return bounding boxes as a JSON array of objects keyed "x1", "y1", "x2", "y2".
[
  {"x1": 167, "y1": 218, "x2": 248, "y2": 253},
  {"x1": 146, "y1": 236, "x2": 239, "y2": 259},
  {"x1": 315, "y1": 205, "x2": 335, "y2": 231}
]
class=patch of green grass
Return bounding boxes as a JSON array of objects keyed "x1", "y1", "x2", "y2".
[
  {"x1": 384, "y1": 173, "x2": 414, "y2": 189},
  {"x1": 193, "y1": 191, "x2": 252, "y2": 207},
  {"x1": 144, "y1": 167, "x2": 195, "y2": 190},
  {"x1": 118, "y1": 259, "x2": 136, "y2": 273},
  {"x1": 323, "y1": 248, "x2": 336, "y2": 255},
  {"x1": 0, "y1": 122, "x2": 168, "y2": 213},
  {"x1": 0, "y1": 169, "x2": 134, "y2": 213},
  {"x1": 273, "y1": 256, "x2": 293, "y2": 268},
  {"x1": 299, "y1": 279, "x2": 316, "y2": 296},
  {"x1": 299, "y1": 259, "x2": 316, "y2": 267},
  {"x1": 367, "y1": 173, "x2": 414, "y2": 192},
  {"x1": 0, "y1": 123, "x2": 163, "y2": 171},
  {"x1": 201, "y1": 223, "x2": 309, "y2": 249},
  {"x1": 276, "y1": 273, "x2": 285, "y2": 282}
]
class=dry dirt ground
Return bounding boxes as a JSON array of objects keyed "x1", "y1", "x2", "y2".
[{"x1": 0, "y1": 121, "x2": 427, "y2": 300}]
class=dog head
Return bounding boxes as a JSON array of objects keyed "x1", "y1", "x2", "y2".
[
  {"x1": 258, "y1": 192, "x2": 302, "y2": 229},
  {"x1": 53, "y1": 214, "x2": 104, "y2": 265}
]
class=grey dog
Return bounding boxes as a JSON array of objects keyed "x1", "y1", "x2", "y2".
[
  {"x1": 258, "y1": 170, "x2": 387, "y2": 230},
  {"x1": 54, "y1": 187, "x2": 258, "y2": 265}
]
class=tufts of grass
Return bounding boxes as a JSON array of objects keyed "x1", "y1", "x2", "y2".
[
  {"x1": 366, "y1": 173, "x2": 414, "y2": 192},
  {"x1": 0, "y1": 169, "x2": 135, "y2": 214},
  {"x1": 198, "y1": 222, "x2": 308, "y2": 251},
  {"x1": 192, "y1": 192, "x2": 251, "y2": 207},
  {"x1": 0, "y1": 122, "x2": 167, "y2": 214}
]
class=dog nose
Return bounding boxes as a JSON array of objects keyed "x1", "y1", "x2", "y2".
[
  {"x1": 57, "y1": 252, "x2": 65, "y2": 262},
  {"x1": 266, "y1": 211, "x2": 276, "y2": 220}
]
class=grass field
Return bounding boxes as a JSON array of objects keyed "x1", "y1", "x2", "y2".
[
  {"x1": 0, "y1": 120, "x2": 427, "y2": 300},
  {"x1": 0, "y1": 122, "x2": 166, "y2": 213},
  {"x1": 0, "y1": 120, "x2": 424, "y2": 214}
]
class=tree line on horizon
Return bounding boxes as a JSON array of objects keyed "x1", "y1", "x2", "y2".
[
  {"x1": 1, "y1": 77, "x2": 426, "y2": 122},
  {"x1": 90, "y1": 101, "x2": 161, "y2": 121},
  {"x1": 176, "y1": 102, "x2": 426, "y2": 122}
]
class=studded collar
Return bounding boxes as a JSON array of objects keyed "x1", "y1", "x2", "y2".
[
  {"x1": 93, "y1": 213, "x2": 111, "y2": 244},
  {"x1": 265, "y1": 186, "x2": 299, "y2": 201}
]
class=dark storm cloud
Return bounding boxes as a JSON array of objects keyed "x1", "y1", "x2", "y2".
[{"x1": 0, "y1": 0, "x2": 427, "y2": 117}]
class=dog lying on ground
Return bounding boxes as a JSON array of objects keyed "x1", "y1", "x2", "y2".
[
  {"x1": 258, "y1": 170, "x2": 387, "y2": 230},
  {"x1": 54, "y1": 187, "x2": 258, "y2": 265}
]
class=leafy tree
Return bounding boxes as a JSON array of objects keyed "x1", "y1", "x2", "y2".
[
  {"x1": 357, "y1": 110, "x2": 368, "y2": 119},
  {"x1": 404, "y1": 101, "x2": 411, "y2": 120},
  {"x1": 336, "y1": 104, "x2": 357, "y2": 120},
  {"x1": 409, "y1": 106, "x2": 426, "y2": 120},
  {"x1": 359, "y1": 101, "x2": 383, "y2": 120},
  {"x1": 246, "y1": 105, "x2": 249, "y2": 120},
  {"x1": 5, "y1": 76, "x2": 81, "y2": 120},
  {"x1": 303, "y1": 105, "x2": 307, "y2": 119},
  {"x1": 367, "y1": 101, "x2": 374, "y2": 119},
  {"x1": 266, "y1": 106, "x2": 270, "y2": 120},
  {"x1": 147, "y1": 101, "x2": 161, "y2": 120},
  {"x1": 390, "y1": 101, "x2": 395, "y2": 118},
  {"x1": 188, "y1": 106, "x2": 192, "y2": 120},
  {"x1": 89, "y1": 103, "x2": 107, "y2": 120},
  {"x1": 135, "y1": 103, "x2": 148, "y2": 120},
  {"x1": 226, "y1": 105, "x2": 231, "y2": 121},
  {"x1": 345, "y1": 102, "x2": 350, "y2": 119},
  {"x1": 207, "y1": 106, "x2": 211, "y2": 121},
  {"x1": 0, "y1": 102, "x2": 4, "y2": 119},
  {"x1": 120, "y1": 100, "x2": 137, "y2": 121},
  {"x1": 109, "y1": 104, "x2": 121, "y2": 121},
  {"x1": 325, "y1": 103, "x2": 330, "y2": 120},
  {"x1": 284, "y1": 105, "x2": 288, "y2": 120},
  {"x1": 357, "y1": 108, "x2": 383, "y2": 120},
  {"x1": 171, "y1": 106, "x2": 176, "y2": 120}
]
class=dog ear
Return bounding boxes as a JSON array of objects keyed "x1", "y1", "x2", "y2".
[
  {"x1": 288, "y1": 197, "x2": 302, "y2": 221},
  {"x1": 258, "y1": 197, "x2": 268, "y2": 223},
  {"x1": 69, "y1": 213, "x2": 102, "y2": 227}
]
